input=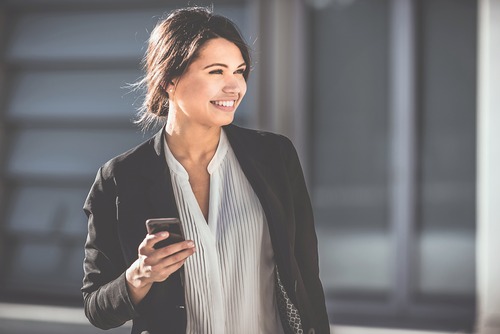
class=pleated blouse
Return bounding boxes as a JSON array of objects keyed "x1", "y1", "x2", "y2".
[{"x1": 163, "y1": 129, "x2": 284, "y2": 334}]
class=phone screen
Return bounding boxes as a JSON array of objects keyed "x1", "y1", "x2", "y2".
[{"x1": 145, "y1": 218, "x2": 185, "y2": 249}]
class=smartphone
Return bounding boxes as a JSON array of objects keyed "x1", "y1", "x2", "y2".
[{"x1": 145, "y1": 218, "x2": 185, "y2": 249}]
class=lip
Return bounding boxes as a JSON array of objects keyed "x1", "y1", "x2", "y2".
[{"x1": 210, "y1": 99, "x2": 238, "y2": 112}]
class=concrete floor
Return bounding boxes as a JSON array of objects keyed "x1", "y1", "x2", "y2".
[
  {"x1": 0, "y1": 303, "x2": 456, "y2": 334},
  {"x1": 0, "y1": 303, "x2": 130, "y2": 334},
  {"x1": 0, "y1": 318, "x2": 130, "y2": 334}
]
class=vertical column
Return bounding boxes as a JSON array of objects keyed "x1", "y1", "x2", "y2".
[
  {"x1": 0, "y1": 5, "x2": 7, "y2": 245},
  {"x1": 251, "y1": 0, "x2": 310, "y2": 175},
  {"x1": 477, "y1": 0, "x2": 500, "y2": 333},
  {"x1": 388, "y1": 0, "x2": 417, "y2": 311}
]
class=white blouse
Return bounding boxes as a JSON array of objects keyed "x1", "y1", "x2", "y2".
[{"x1": 163, "y1": 129, "x2": 284, "y2": 334}]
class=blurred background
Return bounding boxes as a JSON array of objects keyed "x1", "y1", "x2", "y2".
[{"x1": 0, "y1": 0, "x2": 498, "y2": 333}]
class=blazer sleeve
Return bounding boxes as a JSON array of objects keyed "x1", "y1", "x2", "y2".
[
  {"x1": 281, "y1": 137, "x2": 330, "y2": 333},
  {"x1": 81, "y1": 166, "x2": 139, "y2": 329}
]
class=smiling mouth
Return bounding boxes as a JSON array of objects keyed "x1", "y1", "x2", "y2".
[{"x1": 210, "y1": 100, "x2": 236, "y2": 108}]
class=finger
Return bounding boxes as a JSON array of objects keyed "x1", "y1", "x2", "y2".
[
  {"x1": 143, "y1": 241, "x2": 195, "y2": 268},
  {"x1": 145, "y1": 232, "x2": 170, "y2": 248},
  {"x1": 159, "y1": 247, "x2": 196, "y2": 268},
  {"x1": 138, "y1": 232, "x2": 170, "y2": 257},
  {"x1": 165, "y1": 259, "x2": 187, "y2": 276},
  {"x1": 153, "y1": 258, "x2": 187, "y2": 283},
  {"x1": 158, "y1": 240, "x2": 195, "y2": 258}
]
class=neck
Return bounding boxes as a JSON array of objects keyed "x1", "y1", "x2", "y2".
[{"x1": 165, "y1": 113, "x2": 221, "y2": 163}]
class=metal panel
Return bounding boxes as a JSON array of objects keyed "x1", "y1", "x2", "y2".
[
  {"x1": 417, "y1": 0, "x2": 477, "y2": 297},
  {"x1": 7, "y1": 69, "x2": 141, "y2": 121},
  {"x1": 6, "y1": 10, "x2": 161, "y2": 62},
  {"x1": 6, "y1": 185, "x2": 92, "y2": 236},
  {"x1": 311, "y1": 0, "x2": 391, "y2": 296},
  {"x1": 6, "y1": 128, "x2": 147, "y2": 179}
]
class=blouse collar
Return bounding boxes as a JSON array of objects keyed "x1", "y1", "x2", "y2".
[{"x1": 163, "y1": 128, "x2": 229, "y2": 179}]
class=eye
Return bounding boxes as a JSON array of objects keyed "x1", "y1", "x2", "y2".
[
  {"x1": 209, "y1": 69, "x2": 223, "y2": 75},
  {"x1": 235, "y1": 68, "x2": 246, "y2": 75}
]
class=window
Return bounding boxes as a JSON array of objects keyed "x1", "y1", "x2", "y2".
[
  {"x1": 311, "y1": 0, "x2": 476, "y2": 331},
  {"x1": 0, "y1": 0, "x2": 250, "y2": 304},
  {"x1": 0, "y1": 1, "x2": 478, "y2": 332}
]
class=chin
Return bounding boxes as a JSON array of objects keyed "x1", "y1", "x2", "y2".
[{"x1": 216, "y1": 114, "x2": 235, "y2": 127}]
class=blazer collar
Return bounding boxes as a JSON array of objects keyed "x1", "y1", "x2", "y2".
[
  {"x1": 153, "y1": 126, "x2": 165, "y2": 157},
  {"x1": 147, "y1": 127, "x2": 180, "y2": 219}
]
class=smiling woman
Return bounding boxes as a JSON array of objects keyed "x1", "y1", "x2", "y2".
[
  {"x1": 166, "y1": 38, "x2": 247, "y2": 131},
  {"x1": 134, "y1": 7, "x2": 251, "y2": 131},
  {"x1": 81, "y1": 6, "x2": 329, "y2": 334}
]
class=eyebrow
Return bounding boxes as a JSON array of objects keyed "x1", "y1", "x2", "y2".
[{"x1": 203, "y1": 62, "x2": 246, "y2": 70}]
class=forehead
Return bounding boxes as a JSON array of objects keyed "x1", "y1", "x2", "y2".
[{"x1": 191, "y1": 38, "x2": 245, "y2": 67}]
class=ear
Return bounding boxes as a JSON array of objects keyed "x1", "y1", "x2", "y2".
[{"x1": 164, "y1": 80, "x2": 176, "y2": 95}]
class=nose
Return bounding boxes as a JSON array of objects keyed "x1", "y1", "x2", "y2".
[{"x1": 222, "y1": 75, "x2": 244, "y2": 94}]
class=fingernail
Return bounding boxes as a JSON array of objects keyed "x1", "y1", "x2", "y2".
[
  {"x1": 161, "y1": 232, "x2": 169, "y2": 238},
  {"x1": 187, "y1": 241, "x2": 194, "y2": 247}
]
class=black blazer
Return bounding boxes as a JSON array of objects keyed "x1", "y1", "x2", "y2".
[{"x1": 82, "y1": 124, "x2": 330, "y2": 334}]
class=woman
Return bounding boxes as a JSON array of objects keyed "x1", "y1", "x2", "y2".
[{"x1": 82, "y1": 6, "x2": 329, "y2": 334}]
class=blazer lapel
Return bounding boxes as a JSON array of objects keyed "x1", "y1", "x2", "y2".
[
  {"x1": 147, "y1": 128, "x2": 180, "y2": 219},
  {"x1": 119, "y1": 129, "x2": 180, "y2": 264}
]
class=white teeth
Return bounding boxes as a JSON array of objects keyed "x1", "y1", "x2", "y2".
[{"x1": 212, "y1": 100, "x2": 235, "y2": 107}]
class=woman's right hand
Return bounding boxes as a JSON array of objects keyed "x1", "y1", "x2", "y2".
[{"x1": 125, "y1": 232, "x2": 196, "y2": 305}]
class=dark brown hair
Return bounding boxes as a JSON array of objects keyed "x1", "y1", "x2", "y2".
[{"x1": 134, "y1": 6, "x2": 251, "y2": 130}]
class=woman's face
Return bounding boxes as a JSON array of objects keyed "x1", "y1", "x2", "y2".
[{"x1": 168, "y1": 38, "x2": 247, "y2": 129}]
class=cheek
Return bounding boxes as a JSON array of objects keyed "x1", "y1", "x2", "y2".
[
  {"x1": 181, "y1": 81, "x2": 211, "y2": 102},
  {"x1": 239, "y1": 79, "x2": 248, "y2": 97}
]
